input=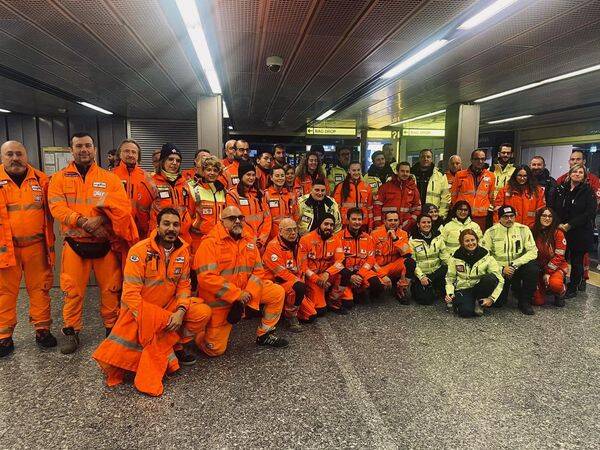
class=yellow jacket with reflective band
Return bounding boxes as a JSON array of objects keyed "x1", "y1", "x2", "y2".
[
  {"x1": 445, "y1": 250, "x2": 504, "y2": 301},
  {"x1": 439, "y1": 217, "x2": 483, "y2": 260},
  {"x1": 409, "y1": 234, "x2": 448, "y2": 279},
  {"x1": 0, "y1": 164, "x2": 55, "y2": 268},
  {"x1": 327, "y1": 165, "x2": 347, "y2": 193},
  {"x1": 297, "y1": 194, "x2": 342, "y2": 236},
  {"x1": 363, "y1": 175, "x2": 384, "y2": 198},
  {"x1": 481, "y1": 222, "x2": 538, "y2": 268},
  {"x1": 188, "y1": 180, "x2": 226, "y2": 237},
  {"x1": 121, "y1": 229, "x2": 192, "y2": 314},
  {"x1": 423, "y1": 168, "x2": 451, "y2": 218},
  {"x1": 493, "y1": 163, "x2": 515, "y2": 196}
]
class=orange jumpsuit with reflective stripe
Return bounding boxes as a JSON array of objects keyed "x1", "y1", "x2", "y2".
[
  {"x1": 195, "y1": 223, "x2": 284, "y2": 356},
  {"x1": 264, "y1": 186, "x2": 299, "y2": 240},
  {"x1": 333, "y1": 179, "x2": 374, "y2": 229},
  {"x1": 371, "y1": 225, "x2": 412, "y2": 278},
  {"x1": 0, "y1": 164, "x2": 55, "y2": 338},
  {"x1": 48, "y1": 162, "x2": 136, "y2": 331},
  {"x1": 263, "y1": 235, "x2": 316, "y2": 320},
  {"x1": 112, "y1": 161, "x2": 156, "y2": 239},
  {"x1": 298, "y1": 229, "x2": 344, "y2": 318},
  {"x1": 226, "y1": 187, "x2": 272, "y2": 250},
  {"x1": 494, "y1": 185, "x2": 545, "y2": 228},
  {"x1": 451, "y1": 168, "x2": 496, "y2": 220},
  {"x1": 374, "y1": 176, "x2": 421, "y2": 231},
  {"x1": 294, "y1": 173, "x2": 330, "y2": 196},
  {"x1": 220, "y1": 160, "x2": 240, "y2": 189},
  {"x1": 336, "y1": 228, "x2": 378, "y2": 304},
  {"x1": 150, "y1": 172, "x2": 194, "y2": 243},
  {"x1": 256, "y1": 166, "x2": 270, "y2": 192}
]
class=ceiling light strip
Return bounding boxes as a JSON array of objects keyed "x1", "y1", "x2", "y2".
[
  {"x1": 77, "y1": 101, "x2": 113, "y2": 115},
  {"x1": 175, "y1": 0, "x2": 222, "y2": 95},
  {"x1": 316, "y1": 109, "x2": 336, "y2": 121},
  {"x1": 487, "y1": 114, "x2": 533, "y2": 124},
  {"x1": 381, "y1": 40, "x2": 450, "y2": 80},
  {"x1": 458, "y1": 0, "x2": 519, "y2": 30},
  {"x1": 0, "y1": 108, "x2": 10, "y2": 113},
  {"x1": 391, "y1": 109, "x2": 446, "y2": 126}
]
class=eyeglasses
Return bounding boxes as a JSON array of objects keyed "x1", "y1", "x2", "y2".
[
  {"x1": 222, "y1": 215, "x2": 245, "y2": 222},
  {"x1": 540, "y1": 214, "x2": 553, "y2": 218}
]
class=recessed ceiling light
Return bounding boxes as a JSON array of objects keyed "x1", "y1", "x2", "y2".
[
  {"x1": 390, "y1": 109, "x2": 446, "y2": 126},
  {"x1": 77, "y1": 101, "x2": 113, "y2": 115},
  {"x1": 0, "y1": 108, "x2": 10, "y2": 113},
  {"x1": 458, "y1": 0, "x2": 519, "y2": 30},
  {"x1": 487, "y1": 114, "x2": 533, "y2": 124},
  {"x1": 381, "y1": 40, "x2": 450, "y2": 80}
]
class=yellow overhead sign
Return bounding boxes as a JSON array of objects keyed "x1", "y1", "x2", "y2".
[
  {"x1": 402, "y1": 129, "x2": 445, "y2": 137},
  {"x1": 306, "y1": 127, "x2": 356, "y2": 136},
  {"x1": 367, "y1": 130, "x2": 392, "y2": 139}
]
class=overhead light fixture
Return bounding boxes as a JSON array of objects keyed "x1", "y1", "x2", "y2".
[
  {"x1": 458, "y1": 0, "x2": 519, "y2": 30},
  {"x1": 476, "y1": 63, "x2": 600, "y2": 103},
  {"x1": 391, "y1": 109, "x2": 446, "y2": 126},
  {"x1": 487, "y1": 114, "x2": 533, "y2": 124},
  {"x1": 0, "y1": 108, "x2": 10, "y2": 113},
  {"x1": 223, "y1": 101, "x2": 229, "y2": 118},
  {"x1": 176, "y1": 0, "x2": 222, "y2": 94},
  {"x1": 381, "y1": 40, "x2": 449, "y2": 80},
  {"x1": 228, "y1": 125, "x2": 234, "y2": 130},
  {"x1": 77, "y1": 101, "x2": 113, "y2": 115},
  {"x1": 316, "y1": 109, "x2": 336, "y2": 121}
]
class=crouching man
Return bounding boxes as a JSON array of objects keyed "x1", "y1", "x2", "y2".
[{"x1": 93, "y1": 208, "x2": 212, "y2": 396}]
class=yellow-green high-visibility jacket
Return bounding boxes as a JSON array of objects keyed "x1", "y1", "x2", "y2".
[
  {"x1": 327, "y1": 165, "x2": 347, "y2": 194},
  {"x1": 439, "y1": 218, "x2": 483, "y2": 260},
  {"x1": 445, "y1": 249, "x2": 504, "y2": 301},
  {"x1": 297, "y1": 194, "x2": 342, "y2": 236},
  {"x1": 493, "y1": 163, "x2": 515, "y2": 197},
  {"x1": 409, "y1": 234, "x2": 448, "y2": 280},
  {"x1": 481, "y1": 222, "x2": 538, "y2": 268},
  {"x1": 423, "y1": 168, "x2": 451, "y2": 218}
]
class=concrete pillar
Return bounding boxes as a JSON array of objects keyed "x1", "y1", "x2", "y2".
[
  {"x1": 197, "y1": 95, "x2": 223, "y2": 156},
  {"x1": 443, "y1": 103, "x2": 480, "y2": 164}
]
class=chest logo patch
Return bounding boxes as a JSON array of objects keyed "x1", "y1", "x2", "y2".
[{"x1": 93, "y1": 182, "x2": 107, "y2": 189}]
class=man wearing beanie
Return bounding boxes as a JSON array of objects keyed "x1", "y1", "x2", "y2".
[
  {"x1": 149, "y1": 142, "x2": 194, "y2": 244},
  {"x1": 482, "y1": 205, "x2": 538, "y2": 315},
  {"x1": 225, "y1": 160, "x2": 272, "y2": 252},
  {"x1": 298, "y1": 213, "x2": 345, "y2": 321},
  {"x1": 297, "y1": 180, "x2": 342, "y2": 235}
]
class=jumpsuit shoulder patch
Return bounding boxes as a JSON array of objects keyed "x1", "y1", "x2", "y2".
[
  {"x1": 130, "y1": 255, "x2": 140, "y2": 262},
  {"x1": 271, "y1": 254, "x2": 278, "y2": 262}
]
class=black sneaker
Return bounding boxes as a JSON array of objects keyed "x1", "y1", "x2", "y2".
[
  {"x1": 60, "y1": 327, "x2": 80, "y2": 355},
  {"x1": 554, "y1": 296, "x2": 566, "y2": 307},
  {"x1": 0, "y1": 337, "x2": 14, "y2": 357},
  {"x1": 564, "y1": 289, "x2": 577, "y2": 300},
  {"x1": 519, "y1": 302, "x2": 535, "y2": 315},
  {"x1": 105, "y1": 327, "x2": 112, "y2": 337},
  {"x1": 35, "y1": 329, "x2": 57, "y2": 348},
  {"x1": 316, "y1": 308, "x2": 327, "y2": 317},
  {"x1": 175, "y1": 347, "x2": 197, "y2": 366},
  {"x1": 256, "y1": 332, "x2": 288, "y2": 348},
  {"x1": 578, "y1": 280, "x2": 587, "y2": 292},
  {"x1": 328, "y1": 306, "x2": 348, "y2": 315}
]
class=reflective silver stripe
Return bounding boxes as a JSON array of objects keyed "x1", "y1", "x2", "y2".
[
  {"x1": 305, "y1": 269, "x2": 315, "y2": 278},
  {"x1": 246, "y1": 213, "x2": 263, "y2": 222},
  {"x1": 215, "y1": 283, "x2": 234, "y2": 298},
  {"x1": 333, "y1": 262, "x2": 344, "y2": 269},
  {"x1": 196, "y1": 263, "x2": 218, "y2": 272},
  {"x1": 258, "y1": 323, "x2": 275, "y2": 333},
  {"x1": 548, "y1": 263, "x2": 557, "y2": 270},
  {"x1": 167, "y1": 352, "x2": 177, "y2": 363},
  {"x1": 249, "y1": 274, "x2": 261, "y2": 284},
  {"x1": 106, "y1": 333, "x2": 142, "y2": 351},
  {"x1": 363, "y1": 264, "x2": 371, "y2": 270},
  {"x1": 175, "y1": 292, "x2": 188, "y2": 299},
  {"x1": 221, "y1": 265, "x2": 253, "y2": 275},
  {"x1": 6, "y1": 204, "x2": 42, "y2": 212},
  {"x1": 381, "y1": 207, "x2": 397, "y2": 212},
  {"x1": 144, "y1": 279, "x2": 164, "y2": 287},
  {"x1": 398, "y1": 207, "x2": 410, "y2": 212},
  {"x1": 555, "y1": 249, "x2": 565, "y2": 255},
  {"x1": 263, "y1": 311, "x2": 280, "y2": 320},
  {"x1": 526, "y1": 211, "x2": 536, "y2": 217},
  {"x1": 207, "y1": 300, "x2": 230, "y2": 308},
  {"x1": 13, "y1": 233, "x2": 45, "y2": 244},
  {"x1": 123, "y1": 275, "x2": 144, "y2": 285}
]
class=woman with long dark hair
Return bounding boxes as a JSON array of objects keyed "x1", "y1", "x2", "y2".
[
  {"x1": 532, "y1": 207, "x2": 567, "y2": 307},
  {"x1": 294, "y1": 151, "x2": 328, "y2": 195},
  {"x1": 333, "y1": 161, "x2": 373, "y2": 230},
  {"x1": 550, "y1": 164, "x2": 597, "y2": 298},
  {"x1": 494, "y1": 164, "x2": 545, "y2": 228},
  {"x1": 439, "y1": 200, "x2": 483, "y2": 259}
]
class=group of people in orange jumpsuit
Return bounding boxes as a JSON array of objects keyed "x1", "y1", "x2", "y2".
[{"x1": 0, "y1": 135, "x2": 597, "y2": 396}]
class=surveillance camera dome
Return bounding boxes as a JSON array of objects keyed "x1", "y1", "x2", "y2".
[{"x1": 266, "y1": 55, "x2": 283, "y2": 72}]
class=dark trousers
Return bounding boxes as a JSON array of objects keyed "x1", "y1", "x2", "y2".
[
  {"x1": 495, "y1": 260, "x2": 538, "y2": 307},
  {"x1": 567, "y1": 249, "x2": 585, "y2": 291},
  {"x1": 453, "y1": 274, "x2": 498, "y2": 318},
  {"x1": 411, "y1": 265, "x2": 447, "y2": 305}
]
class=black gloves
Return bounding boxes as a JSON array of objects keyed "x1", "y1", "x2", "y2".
[
  {"x1": 226, "y1": 301, "x2": 244, "y2": 324},
  {"x1": 368, "y1": 276, "x2": 384, "y2": 298},
  {"x1": 340, "y1": 268, "x2": 353, "y2": 287},
  {"x1": 292, "y1": 281, "x2": 306, "y2": 306}
]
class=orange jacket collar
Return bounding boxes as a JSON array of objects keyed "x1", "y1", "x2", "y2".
[{"x1": 147, "y1": 228, "x2": 188, "y2": 254}]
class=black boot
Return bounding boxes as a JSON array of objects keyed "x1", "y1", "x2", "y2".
[
  {"x1": 36, "y1": 329, "x2": 57, "y2": 348},
  {"x1": 0, "y1": 337, "x2": 14, "y2": 357},
  {"x1": 519, "y1": 300, "x2": 534, "y2": 315}
]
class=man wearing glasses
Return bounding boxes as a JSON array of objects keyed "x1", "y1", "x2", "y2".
[
  {"x1": 195, "y1": 206, "x2": 288, "y2": 356},
  {"x1": 451, "y1": 149, "x2": 496, "y2": 232}
]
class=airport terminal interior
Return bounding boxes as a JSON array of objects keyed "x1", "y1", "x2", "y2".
[{"x1": 1, "y1": 0, "x2": 600, "y2": 448}]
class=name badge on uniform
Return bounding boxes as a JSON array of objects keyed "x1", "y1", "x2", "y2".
[
  {"x1": 232, "y1": 177, "x2": 240, "y2": 185},
  {"x1": 483, "y1": 177, "x2": 490, "y2": 182},
  {"x1": 0, "y1": 180, "x2": 7, "y2": 186},
  {"x1": 415, "y1": 245, "x2": 424, "y2": 252},
  {"x1": 34, "y1": 195, "x2": 43, "y2": 203},
  {"x1": 269, "y1": 200, "x2": 279, "y2": 208},
  {"x1": 370, "y1": 182, "x2": 378, "y2": 189},
  {"x1": 456, "y1": 264, "x2": 465, "y2": 272},
  {"x1": 202, "y1": 208, "x2": 213, "y2": 215},
  {"x1": 93, "y1": 190, "x2": 104, "y2": 197},
  {"x1": 239, "y1": 198, "x2": 249, "y2": 206},
  {"x1": 301, "y1": 215, "x2": 311, "y2": 223},
  {"x1": 175, "y1": 256, "x2": 185, "y2": 263},
  {"x1": 159, "y1": 190, "x2": 170, "y2": 199},
  {"x1": 335, "y1": 175, "x2": 344, "y2": 182},
  {"x1": 93, "y1": 182, "x2": 107, "y2": 189},
  {"x1": 31, "y1": 185, "x2": 42, "y2": 192}
]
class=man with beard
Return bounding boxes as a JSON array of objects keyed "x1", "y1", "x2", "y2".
[
  {"x1": 255, "y1": 149, "x2": 273, "y2": 191},
  {"x1": 374, "y1": 161, "x2": 421, "y2": 231},
  {"x1": 272, "y1": 144, "x2": 287, "y2": 169},
  {"x1": 222, "y1": 139, "x2": 237, "y2": 169},
  {"x1": 195, "y1": 206, "x2": 288, "y2": 356},
  {"x1": 529, "y1": 156, "x2": 557, "y2": 205},
  {"x1": 0, "y1": 141, "x2": 56, "y2": 357},
  {"x1": 221, "y1": 139, "x2": 250, "y2": 189},
  {"x1": 451, "y1": 149, "x2": 496, "y2": 232},
  {"x1": 298, "y1": 213, "x2": 345, "y2": 320},
  {"x1": 93, "y1": 208, "x2": 212, "y2": 396},
  {"x1": 297, "y1": 181, "x2": 342, "y2": 235},
  {"x1": 493, "y1": 144, "x2": 515, "y2": 196},
  {"x1": 364, "y1": 150, "x2": 395, "y2": 197},
  {"x1": 112, "y1": 139, "x2": 156, "y2": 239},
  {"x1": 445, "y1": 155, "x2": 462, "y2": 189},
  {"x1": 410, "y1": 149, "x2": 450, "y2": 218},
  {"x1": 263, "y1": 218, "x2": 313, "y2": 332},
  {"x1": 327, "y1": 146, "x2": 352, "y2": 193}
]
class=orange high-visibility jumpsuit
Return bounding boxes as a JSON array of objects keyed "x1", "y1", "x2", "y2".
[
  {"x1": 226, "y1": 187, "x2": 272, "y2": 250},
  {"x1": 182, "y1": 167, "x2": 198, "y2": 181},
  {"x1": 263, "y1": 235, "x2": 316, "y2": 320},
  {"x1": 494, "y1": 185, "x2": 546, "y2": 228},
  {"x1": 298, "y1": 229, "x2": 345, "y2": 319},
  {"x1": 92, "y1": 230, "x2": 211, "y2": 396},
  {"x1": 294, "y1": 173, "x2": 330, "y2": 196},
  {"x1": 149, "y1": 172, "x2": 194, "y2": 243},
  {"x1": 336, "y1": 228, "x2": 378, "y2": 306},
  {"x1": 195, "y1": 223, "x2": 284, "y2": 356},
  {"x1": 264, "y1": 186, "x2": 299, "y2": 240},
  {"x1": 48, "y1": 162, "x2": 135, "y2": 331},
  {"x1": 0, "y1": 164, "x2": 55, "y2": 339},
  {"x1": 451, "y1": 168, "x2": 496, "y2": 232},
  {"x1": 333, "y1": 179, "x2": 374, "y2": 230},
  {"x1": 220, "y1": 160, "x2": 240, "y2": 189},
  {"x1": 374, "y1": 176, "x2": 421, "y2": 231},
  {"x1": 371, "y1": 225, "x2": 412, "y2": 278},
  {"x1": 187, "y1": 179, "x2": 227, "y2": 257},
  {"x1": 256, "y1": 166, "x2": 270, "y2": 192},
  {"x1": 112, "y1": 161, "x2": 156, "y2": 239}
]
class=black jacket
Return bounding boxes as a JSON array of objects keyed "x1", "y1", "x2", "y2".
[
  {"x1": 550, "y1": 182, "x2": 597, "y2": 251},
  {"x1": 532, "y1": 169, "x2": 557, "y2": 206}
]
